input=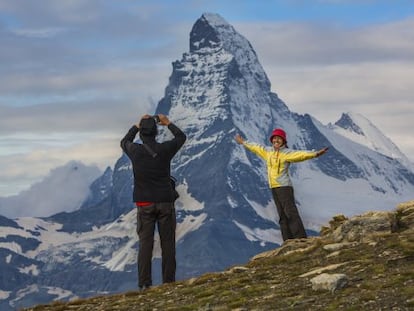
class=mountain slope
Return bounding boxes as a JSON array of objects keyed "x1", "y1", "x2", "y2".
[{"x1": 22, "y1": 200, "x2": 414, "y2": 311}]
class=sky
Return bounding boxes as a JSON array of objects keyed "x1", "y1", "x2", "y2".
[{"x1": 1, "y1": 0, "x2": 414, "y2": 197}]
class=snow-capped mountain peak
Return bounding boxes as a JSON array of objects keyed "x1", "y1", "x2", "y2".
[
  {"x1": 191, "y1": 13, "x2": 271, "y2": 91},
  {"x1": 331, "y1": 112, "x2": 411, "y2": 167}
]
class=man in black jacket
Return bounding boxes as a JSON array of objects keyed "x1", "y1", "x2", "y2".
[{"x1": 120, "y1": 114, "x2": 186, "y2": 290}]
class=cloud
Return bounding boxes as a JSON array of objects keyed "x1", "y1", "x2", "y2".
[
  {"x1": 236, "y1": 17, "x2": 414, "y2": 66},
  {"x1": 0, "y1": 0, "x2": 104, "y2": 26},
  {"x1": 0, "y1": 63, "x2": 169, "y2": 103},
  {"x1": 0, "y1": 133, "x2": 120, "y2": 196},
  {"x1": 0, "y1": 160, "x2": 102, "y2": 218},
  {"x1": 0, "y1": 98, "x2": 155, "y2": 135},
  {"x1": 10, "y1": 27, "x2": 66, "y2": 38}
]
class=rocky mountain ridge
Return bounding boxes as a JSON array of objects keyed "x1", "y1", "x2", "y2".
[{"x1": 24, "y1": 200, "x2": 414, "y2": 311}]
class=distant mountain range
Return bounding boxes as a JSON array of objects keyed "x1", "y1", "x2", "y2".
[{"x1": 1, "y1": 13, "x2": 413, "y2": 311}]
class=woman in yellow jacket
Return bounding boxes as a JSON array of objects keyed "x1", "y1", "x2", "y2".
[{"x1": 235, "y1": 128, "x2": 328, "y2": 242}]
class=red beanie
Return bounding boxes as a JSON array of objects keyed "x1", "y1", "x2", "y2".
[{"x1": 269, "y1": 128, "x2": 287, "y2": 143}]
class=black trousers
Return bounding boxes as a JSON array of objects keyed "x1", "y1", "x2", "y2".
[
  {"x1": 271, "y1": 186, "x2": 307, "y2": 241},
  {"x1": 136, "y1": 202, "x2": 176, "y2": 288}
]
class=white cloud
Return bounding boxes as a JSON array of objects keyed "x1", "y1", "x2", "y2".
[
  {"x1": 11, "y1": 27, "x2": 67, "y2": 38},
  {"x1": 0, "y1": 161, "x2": 102, "y2": 218},
  {"x1": 0, "y1": 134, "x2": 120, "y2": 196}
]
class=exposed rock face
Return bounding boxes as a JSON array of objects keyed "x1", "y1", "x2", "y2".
[
  {"x1": 322, "y1": 211, "x2": 394, "y2": 243},
  {"x1": 310, "y1": 273, "x2": 348, "y2": 293},
  {"x1": 321, "y1": 200, "x2": 414, "y2": 243},
  {"x1": 395, "y1": 200, "x2": 414, "y2": 231}
]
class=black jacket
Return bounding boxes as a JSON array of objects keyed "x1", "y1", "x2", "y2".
[{"x1": 120, "y1": 123, "x2": 186, "y2": 202}]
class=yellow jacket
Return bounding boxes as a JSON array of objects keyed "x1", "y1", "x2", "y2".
[{"x1": 243, "y1": 142, "x2": 318, "y2": 188}]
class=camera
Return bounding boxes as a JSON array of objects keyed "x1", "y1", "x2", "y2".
[{"x1": 153, "y1": 115, "x2": 160, "y2": 123}]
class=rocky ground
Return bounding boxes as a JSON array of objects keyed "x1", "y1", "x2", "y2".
[{"x1": 24, "y1": 200, "x2": 414, "y2": 311}]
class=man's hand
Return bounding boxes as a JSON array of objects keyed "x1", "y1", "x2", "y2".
[
  {"x1": 235, "y1": 134, "x2": 245, "y2": 145},
  {"x1": 157, "y1": 114, "x2": 171, "y2": 126}
]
